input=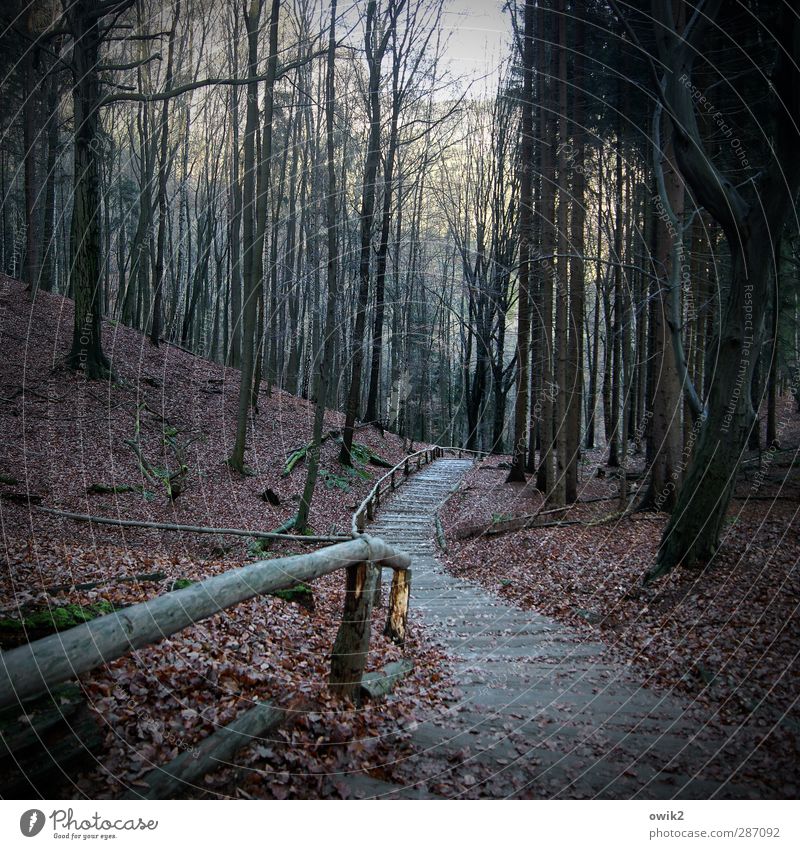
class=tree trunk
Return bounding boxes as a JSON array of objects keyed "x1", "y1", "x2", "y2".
[
  {"x1": 646, "y1": 0, "x2": 800, "y2": 579},
  {"x1": 607, "y1": 124, "x2": 623, "y2": 467},
  {"x1": 149, "y1": 2, "x2": 180, "y2": 346},
  {"x1": 296, "y1": 0, "x2": 339, "y2": 533},
  {"x1": 340, "y1": 0, "x2": 399, "y2": 464},
  {"x1": 507, "y1": 0, "x2": 534, "y2": 483},
  {"x1": 552, "y1": 0, "x2": 569, "y2": 506},
  {"x1": 329, "y1": 562, "x2": 377, "y2": 702},
  {"x1": 584, "y1": 153, "x2": 602, "y2": 449},
  {"x1": 644, "y1": 118, "x2": 684, "y2": 512},
  {"x1": 535, "y1": 5, "x2": 556, "y2": 493},
  {"x1": 65, "y1": 0, "x2": 111, "y2": 379},
  {"x1": 565, "y1": 11, "x2": 584, "y2": 502},
  {"x1": 22, "y1": 47, "x2": 40, "y2": 292},
  {"x1": 229, "y1": 0, "x2": 279, "y2": 472},
  {"x1": 364, "y1": 83, "x2": 400, "y2": 425}
]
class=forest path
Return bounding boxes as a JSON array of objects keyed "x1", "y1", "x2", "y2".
[{"x1": 343, "y1": 458, "x2": 731, "y2": 799}]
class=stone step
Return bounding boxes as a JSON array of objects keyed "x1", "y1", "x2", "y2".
[{"x1": 358, "y1": 458, "x2": 726, "y2": 799}]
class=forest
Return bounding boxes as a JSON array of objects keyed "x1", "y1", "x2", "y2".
[{"x1": 0, "y1": 0, "x2": 798, "y2": 805}]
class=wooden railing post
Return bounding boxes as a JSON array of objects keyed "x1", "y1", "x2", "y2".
[
  {"x1": 384, "y1": 568, "x2": 412, "y2": 646},
  {"x1": 391, "y1": 471, "x2": 395, "y2": 489},
  {"x1": 366, "y1": 498, "x2": 374, "y2": 521},
  {"x1": 356, "y1": 511, "x2": 366, "y2": 533},
  {"x1": 404, "y1": 458, "x2": 409, "y2": 476},
  {"x1": 329, "y1": 562, "x2": 377, "y2": 702}
]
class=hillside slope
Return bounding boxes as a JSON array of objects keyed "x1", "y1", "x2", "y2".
[
  {"x1": 0, "y1": 275, "x2": 422, "y2": 557},
  {"x1": 0, "y1": 276, "x2": 450, "y2": 799}
]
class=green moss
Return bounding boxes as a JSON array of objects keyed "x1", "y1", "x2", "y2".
[
  {"x1": 272, "y1": 583, "x2": 313, "y2": 603},
  {"x1": 270, "y1": 583, "x2": 314, "y2": 610},
  {"x1": 248, "y1": 539, "x2": 279, "y2": 558},
  {"x1": 282, "y1": 446, "x2": 307, "y2": 477},
  {"x1": 352, "y1": 441, "x2": 392, "y2": 468},
  {"x1": 0, "y1": 601, "x2": 117, "y2": 634},
  {"x1": 171, "y1": 578, "x2": 194, "y2": 590},
  {"x1": 320, "y1": 469, "x2": 351, "y2": 491}
]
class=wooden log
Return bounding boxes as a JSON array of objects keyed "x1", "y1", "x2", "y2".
[
  {"x1": 0, "y1": 535, "x2": 409, "y2": 709},
  {"x1": 359, "y1": 659, "x2": 414, "y2": 701},
  {"x1": 123, "y1": 700, "x2": 288, "y2": 800},
  {"x1": 45, "y1": 571, "x2": 167, "y2": 594},
  {"x1": 0, "y1": 684, "x2": 103, "y2": 797},
  {"x1": 384, "y1": 568, "x2": 411, "y2": 646},
  {"x1": 434, "y1": 517, "x2": 447, "y2": 552},
  {"x1": 35, "y1": 506, "x2": 346, "y2": 543},
  {"x1": 329, "y1": 562, "x2": 377, "y2": 702},
  {"x1": 373, "y1": 567, "x2": 383, "y2": 608}
]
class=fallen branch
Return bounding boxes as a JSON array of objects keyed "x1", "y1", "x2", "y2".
[
  {"x1": 455, "y1": 492, "x2": 640, "y2": 540},
  {"x1": 360, "y1": 659, "x2": 414, "y2": 701},
  {"x1": 123, "y1": 700, "x2": 292, "y2": 800},
  {"x1": 35, "y1": 506, "x2": 347, "y2": 543},
  {"x1": 282, "y1": 430, "x2": 340, "y2": 477},
  {"x1": 45, "y1": 572, "x2": 168, "y2": 593},
  {"x1": 2, "y1": 492, "x2": 43, "y2": 506},
  {"x1": 434, "y1": 516, "x2": 447, "y2": 551},
  {"x1": 0, "y1": 683, "x2": 103, "y2": 796},
  {"x1": 483, "y1": 507, "x2": 645, "y2": 537},
  {"x1": 86, "y1": 483, "x2": 139, "y2": 495}
]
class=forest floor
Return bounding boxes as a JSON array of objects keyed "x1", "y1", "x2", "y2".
[
  {"x1": 0, "y1": 276, "x2": 454, "y2": 799},
  {"x1": 438, "y1": 412, "x2": 800, "y2": 797},
  {"x1": 1, "y1": 275, "x2": 798, "y2": 798}
]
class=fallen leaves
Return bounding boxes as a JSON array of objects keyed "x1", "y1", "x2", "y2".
[
  {"x1": 437, "y1": 436, "x2": 800, "y2": 797},
  {"x1": 0, "y1": 277, "x2": 452, "y2": 799}
]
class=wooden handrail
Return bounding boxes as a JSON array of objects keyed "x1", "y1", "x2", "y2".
[
  {"x1": 0, "y1": 534, "x2": 410, "y2": 710},
  {"x1": 350, "y1": 446, "x2": 439, "y2": 536},
  {"x1": 350, "y1": 444, "x2": 487, "y2": 536},
  {"x1": 436, "y1": 446, "x2": 492, "y2": 459}
]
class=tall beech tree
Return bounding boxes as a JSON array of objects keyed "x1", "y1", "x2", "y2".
[
  {"x1": 506, "y1": 0, "x2": 534, "y2": 483},
  {"x1": 644, "y1": 0, "x2": 800, "y2": 579},
  {"x1": 340, "y1": 0, "x2": 405, "y2": 466},
  {"x1": 229, "y1": 0, "x2": 280, "y2": 474},
  {"x1": 64, "y1": 0, "x2": 135, "y2": 378},
  {"x1": 297, "y1": 0, "x2": 338, "y2": 533}
]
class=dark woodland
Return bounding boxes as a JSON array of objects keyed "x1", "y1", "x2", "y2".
[{"x1": 0, "y1": 0, "x2": 798, "y2": 802}]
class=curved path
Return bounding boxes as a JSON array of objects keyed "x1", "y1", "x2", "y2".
[{"x1": 346, "y1": 458, "x2": 734, "y2": 799}]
